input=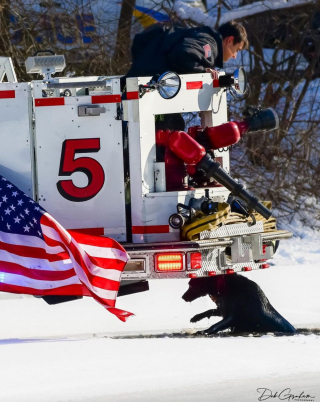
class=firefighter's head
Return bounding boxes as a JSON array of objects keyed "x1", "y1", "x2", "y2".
[{"x1": 218, "y1": 21, "x2": 248, "y2": 62}]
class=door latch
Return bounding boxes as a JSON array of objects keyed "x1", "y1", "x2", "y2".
[{"x1": 78, "y1": 104, "x2": 106, "y2": 116}]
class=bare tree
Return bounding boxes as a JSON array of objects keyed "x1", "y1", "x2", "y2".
[
  {"x1": 230, "y1": 1, "x2": 320, "y2": 227},
  {"x1": 1, "y1": 0, "x2": 319, "y2": 226},
  {"x1": 112, "y1": 0, "x2": 136, "y2": 74}
]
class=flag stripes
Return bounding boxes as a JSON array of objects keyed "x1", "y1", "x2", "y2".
[
  {"x1": 0, "y1": 176, "x2": 132, "y2": 322},
  {"x1": 40, "y1": 213, "x2": 132, "y2": 320}
]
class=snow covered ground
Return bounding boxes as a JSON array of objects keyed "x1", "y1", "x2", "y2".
[{"x1": 1, "y1": 229, "x2": 320, "y2": 402}]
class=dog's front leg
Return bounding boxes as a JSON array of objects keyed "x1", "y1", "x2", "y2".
[
  {"x1": 190, "y1": 309, "x2": 221, "y2": 323},
  {"x1": 197, "y1": 316, "x2": 234, "y2": 335}
]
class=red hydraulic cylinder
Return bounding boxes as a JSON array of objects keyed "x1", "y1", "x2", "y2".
[
  {"x1": 168, "y1": 131, "x2": 206, "y2": 165},
  {"x1": 206, "y1": 122, "x2": 242, "y2": 150}
]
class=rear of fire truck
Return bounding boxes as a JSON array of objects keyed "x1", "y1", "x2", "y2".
[
  {"x1": 120, "y1": 69, "x2": 292, "y2": 295},
  {"x1": 0, "y1": 54, "x2": 292, "y2": 298}
]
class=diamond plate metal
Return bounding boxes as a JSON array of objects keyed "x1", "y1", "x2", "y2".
[
  {"x1": 200, "y1": 221, "x2": 264, "y2": 239},
  {"x1": 123, "y1": 229, "x2": 292, "y2": 280}
]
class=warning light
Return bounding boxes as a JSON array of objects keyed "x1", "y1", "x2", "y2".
[
  {"x1": 208, "y1": 271, "x2": 217, "y2": 276},
  {"x1": 188, "y1": 273, "x2": 197, "y2": 278},
  {"x1": 226, "y1": 269, "x2": 234, "y2": 274},
  {"x1": 261, "y1": 263, "x2": 270, "y2": 269},
  {"x1": 155, "y1": 253, "x2": 184, "y2": 272},
  {"x1": 243, "y1": 267, "x2": 252, "y2": 272},
  {"x1": 189, "y1": 252, "x2": 202, "y2": 270}
]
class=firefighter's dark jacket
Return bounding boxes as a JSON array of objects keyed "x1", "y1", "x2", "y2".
[{"x1": 124, "y1": 24, "x2": 224, "y2": 79}]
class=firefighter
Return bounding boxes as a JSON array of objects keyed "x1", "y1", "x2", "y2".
[
  {"x1": 124, "y1": 20, "x2": 248, "y2": 79},
  {"x1": 123, "y1": 20, "x2": 248, "y2": 131}
]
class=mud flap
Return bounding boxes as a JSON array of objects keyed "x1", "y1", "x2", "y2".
[{"x1": 118, "y1": 280, "x2": 149, "y2": 297}]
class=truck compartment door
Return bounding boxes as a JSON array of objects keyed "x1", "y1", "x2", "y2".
[
  {"x1": 0, "y1": 83, "x2": 33, "y2": 197},
  {"x1": 32, "y1": 79, "x2": 126, "y2": 241}
]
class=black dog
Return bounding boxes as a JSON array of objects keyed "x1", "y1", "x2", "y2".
[{"x1": 182, "y1": 274, "x2": 296, "y2": 335}]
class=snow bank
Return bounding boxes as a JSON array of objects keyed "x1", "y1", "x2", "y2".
[
  {"x1": 220, "y1": 0, "x2": 315, "y2": 24},
  {"x1": 173, "y1": 0, "x2": 315, "y2": 27},
  {"x1": 173, "y1": 0, "x2": 216, "y2": 26}
]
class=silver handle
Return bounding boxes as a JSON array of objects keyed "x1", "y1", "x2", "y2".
[
  {"x1": 46, "y1": 80, "x2": 112, "y2": 89},
  {"x1": 78, "y1": 104, "x2": 106, "y2": 117}
]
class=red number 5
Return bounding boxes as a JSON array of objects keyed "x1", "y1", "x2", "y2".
[{"x1": 57, "y1": 138, "x2": 105, "y2": 202}]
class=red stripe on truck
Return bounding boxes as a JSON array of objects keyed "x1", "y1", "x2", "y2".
[
  {"x1": 132, "y1": 225, "x2": 170, "y2": 234},
  {"x1": 35, "y1": 98, "x2": 65, "y2": 107},
  {"x1": 186, "y1": 81, "x2": 203, "y2": 90},
  {"x1": 126, "y1": 91, "x2": 139, "y2": 100},
  {"x1": 0, "y1": 90, "x2": 15, "y2": 99},
  {"x1": 92, "y1": 94, "x2": 121, "y2": 103}
]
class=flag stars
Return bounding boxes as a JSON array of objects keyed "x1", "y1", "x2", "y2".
[
  {"x1": 1, "y1": 177, "x2": 7, "y2": 181},
  {"x1": 14, "y1": 216, "x2": 21, "y2": 224},
  {"x1": 24, "y1": 208, "x2": 30, "y2": 215},
  {"x1": 34, "y1": 207, "x2": 40, "y2": 211},
  {"x1": 17, "y1": 199, "x2": 24, "y2": 206},
  {"x1": 37, "y1": 231, "x2": 42, "y2": 237},
  {"x1": 29, "y1": 222, "x2": 34, "y2": 228},
  {"x1": 33, "y1": 218, "x2": 37, "y2": 224},
  {"x1": 23, "y1": 225, "x2": 30, "y2": 232},
  {"x1": 4, "y1": 208, "x2": 11, "y2": 215},
  {"x1": 29, "y1": 199, "x2": 35, "y2": 204},
  {"x1": 12, "y1": 191, "x2": 18, "y2": 197},
  {"x1": 20, "y1": 214, "x2": 25, "y2": 219},
  {"x1": 2, "y1": 195, "x2": 8, "y2": 203},
  {"x1": 6, "y1": 184, "x2": 13, "y2": 189},
  {"x1": 10, "y1": 205, "x2": 15, "y2": 211},
  {"x1": 6, "y1": 223, "x2": 10, "y2": 230}
]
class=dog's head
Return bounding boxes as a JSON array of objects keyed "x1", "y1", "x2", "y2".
[{"x1": 182, "y1": 277, "x2": 215, "y2": 302}]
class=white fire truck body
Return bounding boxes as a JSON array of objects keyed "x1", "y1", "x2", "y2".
[{"x1": 0, "y1": 64, "x2": 292, "y2": 289}]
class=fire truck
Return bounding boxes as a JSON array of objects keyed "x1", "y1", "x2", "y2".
[{"x1": 0, "y1": 54, "x2": 292, "y2": 298}]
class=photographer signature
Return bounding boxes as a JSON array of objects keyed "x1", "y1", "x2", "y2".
[{"x1": 257, "y1": 388, "x2": 315, "y2": 401}]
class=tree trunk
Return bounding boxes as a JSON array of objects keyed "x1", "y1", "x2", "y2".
[{"x1": 112, "y1": 0, "x2": 136, "y2": 74}]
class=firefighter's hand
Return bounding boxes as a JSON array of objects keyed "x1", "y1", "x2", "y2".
[{"x1": 206, "y1": 68, "x2": 219, "y2": 80}]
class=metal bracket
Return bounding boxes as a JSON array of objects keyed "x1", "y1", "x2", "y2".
[
  {"x1": 231, "y1": 237, "x2": 252, "y2": 263},
  {"x1": 78, "y1": 104, "x2": 106, "y2": 117},
  {"x1": 243, "y1": 234, "x2": 274, "y2": 260},
  {"x1": 217, "y1": 249, "x2": 230, "y2": 269}
]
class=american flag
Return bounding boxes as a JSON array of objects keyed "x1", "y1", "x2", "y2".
[{"x1": 0, "y1": 175, "x2": 133, "y2": 322}]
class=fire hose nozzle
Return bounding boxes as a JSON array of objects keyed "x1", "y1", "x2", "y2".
[
  {"x1": 197, "y1": 154, "x2": 272, "y2": 220},
  {"x1": 240, "y1": 107, "x2": 279, "y2": 134}
]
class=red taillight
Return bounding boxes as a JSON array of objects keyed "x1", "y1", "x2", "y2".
[
  {"x1": 261, "y1": 263, "x2": 270, "y2": 269},
  {"x1": 226, "y1": 269, "x2": 234, "y2": 274},
  {"x1": 208, "y1": 271, "x2": 217, "y2": 276},
  {"x1": 189, "y1": 252, "x2": 202, "y2": 270},
  {"x1": 244, "y1": 267, "x2": 252, "y2": 272},
  {"x1": 188, "y1": 273, "x2": 197, "y2": 278},
  {"x1": 155, "y1": 253, "x2": 184, "y2": 272}
]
